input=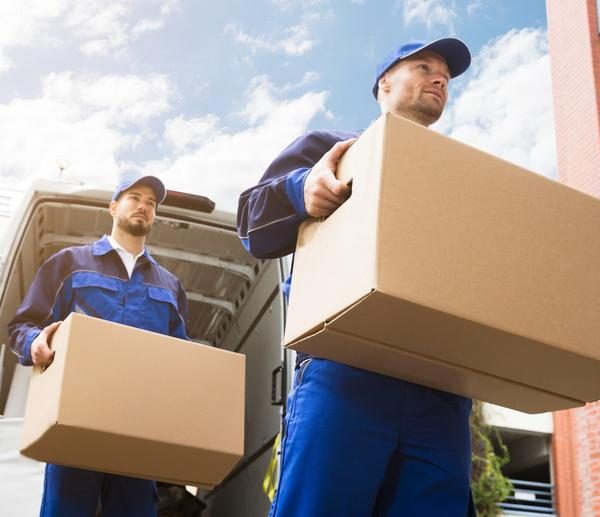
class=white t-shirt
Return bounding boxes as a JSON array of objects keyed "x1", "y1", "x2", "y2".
[{"x1": 106, "y1": 235, "x2": 145, "y2": 279}]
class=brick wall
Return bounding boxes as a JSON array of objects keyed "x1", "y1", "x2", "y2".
[
  {"x1": 547, "y1": 1, "x2": 600, "y2": 515},
  {"x1": 574, "y1": 403, "x2": 600, "y2": 516},
  {"x1": 547, "y1": 0, "x2": 600, "y2": 197},
  {"x1": 552, "y1": 410, "x2": 579, "y2": 515}
]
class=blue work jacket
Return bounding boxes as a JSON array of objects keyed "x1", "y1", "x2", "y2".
[{"x1": 9, "y1": 235, "x2": 189, "y2": 366}]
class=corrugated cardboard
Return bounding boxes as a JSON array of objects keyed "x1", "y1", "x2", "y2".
[
  {"x1": 21, "y1": 313, "x2": 245, "y2": 488},
  {"x1": 285, "y1": 112, "x2": 600, "y2": 414}
]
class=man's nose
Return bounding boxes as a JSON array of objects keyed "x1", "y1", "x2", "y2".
[{"x1": 432, "y1": 75, "x2": 448, "y2": 88}]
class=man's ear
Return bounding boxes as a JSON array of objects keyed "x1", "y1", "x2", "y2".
[
  {"x1": 378, "y1": 74, "x2": 391, "y2": 95},
  {"x1": 109, "y1": 200, "x2": 118, "y2": 217}
]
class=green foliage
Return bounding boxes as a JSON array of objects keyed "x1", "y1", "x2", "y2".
[{"x1": 470, "y1": 400, "x2": 513, "y2": 516}]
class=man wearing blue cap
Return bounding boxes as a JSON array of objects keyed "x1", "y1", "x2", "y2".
[
  {"x1": 238, "y1": 38, "x2": 475, "y2": 516},
  {"x1": 9, "y1": 175, "x2": 189, "y2": 516}
]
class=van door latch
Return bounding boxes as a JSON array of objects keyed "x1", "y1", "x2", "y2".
[{"x1": 271, "y1": 365, "x2": 284, "y2": 406}]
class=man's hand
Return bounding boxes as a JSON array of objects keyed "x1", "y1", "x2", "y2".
[
  {"x1": 30, "y1": 321, "x2": 62, "y2": 366},
  {"x1": 304, "y1": 138, "x2": 356, "y2": 217}
]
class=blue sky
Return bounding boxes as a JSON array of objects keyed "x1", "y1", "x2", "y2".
[{"x1": 0, "y1": 0, "x2": 553, "y2": 212}]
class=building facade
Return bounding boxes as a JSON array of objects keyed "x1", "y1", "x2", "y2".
[{"x1": 547, "y1": 0, "x2": 600, "y2": 515}]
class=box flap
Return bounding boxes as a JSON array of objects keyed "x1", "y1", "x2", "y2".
[{"x1": 285, "y1": 290, "x2": 375, "y2": 344}]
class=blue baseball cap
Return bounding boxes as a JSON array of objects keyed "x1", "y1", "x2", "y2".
[
  {"x1": 112, "y1": 174, "x2": 167, "y2": 204},
  {"x1": 373, "y1": 37, "x2": 471, "y2": 98}
]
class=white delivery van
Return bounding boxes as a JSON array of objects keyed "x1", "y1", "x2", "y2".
[{"x1": 0, "y1": 179, "x2": 292, "y2": 517}]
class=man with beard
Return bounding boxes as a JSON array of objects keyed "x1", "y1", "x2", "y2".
[
  {"x1": 237, "y1": 39, "x2": 475, "y2": 516},
  {"x1": 9, "y1": 174, "x2": 189, "y2": 517}
]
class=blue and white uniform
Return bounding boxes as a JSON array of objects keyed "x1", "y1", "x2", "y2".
[
  {"x1": 9, "y1": 235, "x2": 189, "y2": 517},
  {"x1": 238, "y1": 129, "x2": 475, "y2": 517}
]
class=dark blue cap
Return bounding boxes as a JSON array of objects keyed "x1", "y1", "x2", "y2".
[
  {"x1": 112, "y1": 174, "x2": 167, "y2": 204},
  {"x1": 373, "y1": 37, "x2": 471, "y2": 98}
]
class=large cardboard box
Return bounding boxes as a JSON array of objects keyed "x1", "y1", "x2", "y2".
[
  {"x1": 285, "y1": 113, "x2": 600, "y2": 414},
  {"x1": 21, "y1": 313, "x2": 245, "y2": 488}
]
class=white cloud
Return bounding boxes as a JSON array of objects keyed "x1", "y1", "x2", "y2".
[
  {"x1": 0, "y1": 72, "x2": 174, "y2": 186},
  {"x1": 132, "y1": 0, "x2": 180, "y2": 36},
  {"x1": 148, "y1": 76, "x2": 329, "y2": 211},
  {"x1": 44, "y1": 72, "x2": 173, "y2": 125},
  {"x1": 132, "y1": 18, "x2": 165, "y2": 36},
  {"x1": 283, "y1": 71, "x2": 320, "y2": 91},
  {"x1": 159, "y1": 0, "x2": 180, "y2": 15},
  {"x1": 466, "y1": 0, "x2": 484, "y2": 16},
  {"x1": 0, "y1": 0, "x2": 178, "y2": 68},
  {"x1": 225, "y1": 23, "x2": 314, "y2": 56},
  {"x1": 227, "y1": 0, "x2": 328, "y2": 58},
  {"x1": 67, "y1": 1, "x2": 130, "y2": 56},
  {"x1": 279, "y1": 25, "x2": 314, "y2": 55},
  {"x1": 0, "y1": 0, "x2": 65, "y2": 73},
  {"x1": 435, "y1": 28, "x2": 556, "y2": 179},
  {"x1": 402, "y1": 0, "x2": 457, "y2": 32},
  {"x1": 164, "y1": 115, "x2": 220, "y2": 153}
]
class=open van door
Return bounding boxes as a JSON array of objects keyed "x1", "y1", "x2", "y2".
[{"x1": 0, "y1": 179, "x2": 292, "y2": 516}]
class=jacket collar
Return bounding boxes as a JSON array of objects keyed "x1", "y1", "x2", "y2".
[{"x1": 92, "y1": 235, "x2": 158, "y2": 265}]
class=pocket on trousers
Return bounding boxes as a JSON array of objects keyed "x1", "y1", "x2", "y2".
[
  {"x1": 284, "y1": 358, "x2": 314, "y2": 437},
  {"x1": 294, "y1": 357, "x2": 313, "y2": 387}
]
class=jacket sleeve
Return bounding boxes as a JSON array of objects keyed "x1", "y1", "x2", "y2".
[
  {"x1": 8, "y1": 250, "x2": 74, "y2": 366},
  {"x1": 237, "y1": 129, "x2": 358, "y2": 259},
  {"x1": 170, "y1": 280, "x2": 191, "y2": 341}
]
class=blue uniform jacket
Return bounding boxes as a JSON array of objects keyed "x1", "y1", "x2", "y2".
[{"x1": 9, "y1": 235, "x2": 189, "y2": 366}]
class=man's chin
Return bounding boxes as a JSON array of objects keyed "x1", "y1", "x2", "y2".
[
  {"x1": 129, "y1": 227, "x2": 151, "y2": 237},
  {"x1": 130, "y1": 223, "x2": 151, "y2": 237},
  {"x1": 118, "y1": 220, "x2": 151, "y2": 237},
  {"x1": 416, "y1": 103, "x2": 443, "y2": 124}
]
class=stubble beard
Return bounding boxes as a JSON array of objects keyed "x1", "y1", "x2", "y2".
[
  {"x1": 117, "y1": 214, "x2": 152, "y2": 237},
  {"x1": 410, "y1": 97, "x2": 444, "y2": 126}
]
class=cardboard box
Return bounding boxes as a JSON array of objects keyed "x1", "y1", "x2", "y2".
[
  {"x1": 285, "y1": 113, "x2": 600, "y2": 414},
  {"x1": 21, "y1": 313, "x2": 245, "y2": 488}
]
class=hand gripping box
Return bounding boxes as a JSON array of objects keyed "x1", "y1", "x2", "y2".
[
  {"x1": 284, "y1": 112, "x2": 600, "y2": 414},
  {"x1": 20, "y1": 313, "x2": 245, "y2": 488}
]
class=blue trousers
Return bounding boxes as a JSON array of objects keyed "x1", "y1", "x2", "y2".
[
  {"x1": 270, "y1": 358, "x2": 475, "y2": 517},
  {"x1": 40, "y1": 464, "x2": 156, "y2": 517}
]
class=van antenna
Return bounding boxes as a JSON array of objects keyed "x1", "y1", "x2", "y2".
[{"x1": 56, "y1": 159, "x2": 70, "y2": 178}]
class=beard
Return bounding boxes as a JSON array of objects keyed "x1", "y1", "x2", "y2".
[
  {"x1": 411, "y1": 96, "x2": 444, "y2": 124},
  {"x1": 117, "y1": 214, "x2": 152, "y2": 237}
]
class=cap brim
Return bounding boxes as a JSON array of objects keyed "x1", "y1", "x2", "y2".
[
  {"x1": 128, "y1": 176, "x2": 167, "y2": 204},
  {"x1": 417, "y1": 37, "x2": 471, "y2": 78}
]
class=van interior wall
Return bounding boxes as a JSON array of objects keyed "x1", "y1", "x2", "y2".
[
  {"x1": 199, "y1": 257, "x2": 286, "y2": 516},
  {"x1": 0, "y1": 200, "x2": 266, "y2": 415},
  {"x1": 0, "y1": 201, "x2": 43, "y2": 414}
]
